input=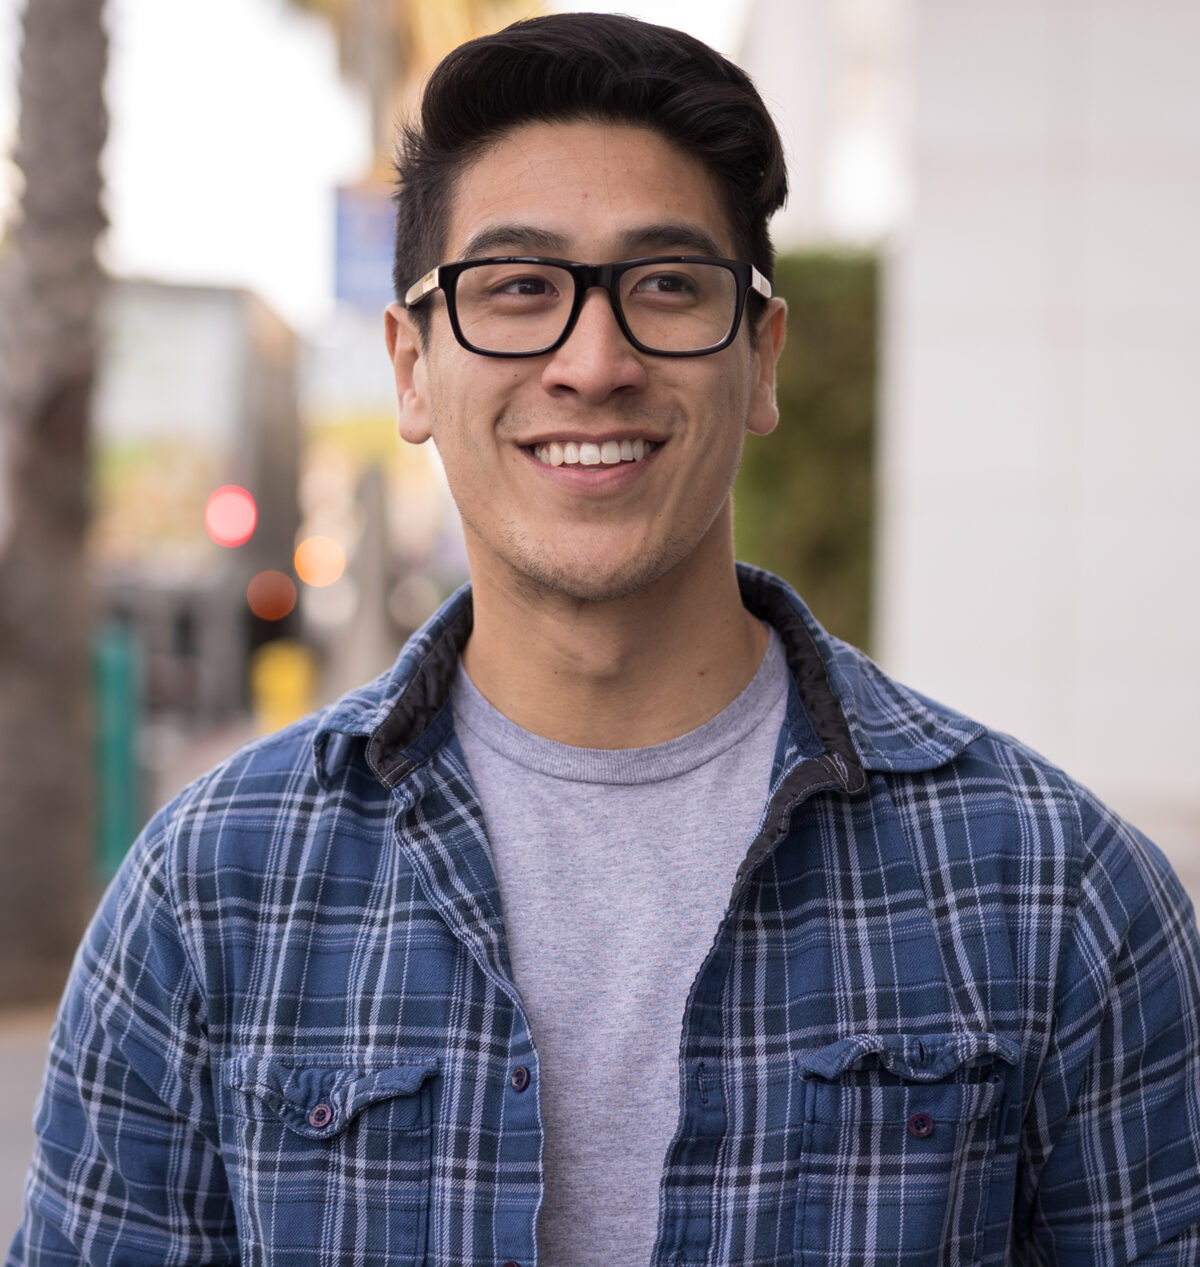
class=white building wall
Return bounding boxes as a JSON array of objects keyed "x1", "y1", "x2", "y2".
[
  {"x1": 739, "y1": 0, "x2": 836, "y2": 243},
  {"x1": 878, "y1": 1, "x2": 1200, "y2": 885},
  {"x1": 739, "y1": 0, "x2": 906, "y2": 245}
]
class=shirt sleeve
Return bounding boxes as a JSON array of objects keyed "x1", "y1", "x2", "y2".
[
  {"x1": 1018, "y1": 787, "x2": 1200, "y2": 1265},
  {"x1": 8, "y1": 814, "x2": 238, "y2": 1266}
]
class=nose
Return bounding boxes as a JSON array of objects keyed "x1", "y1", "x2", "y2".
[{"x1": 539, "y1": 287, "x2": 647, "y2": 402}]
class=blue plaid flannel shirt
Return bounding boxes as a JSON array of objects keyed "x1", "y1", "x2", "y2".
[{"x1": 11, "y1": 566, "x2": 1200, "y2": 1265}]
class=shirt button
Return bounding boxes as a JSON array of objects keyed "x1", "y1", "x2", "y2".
[
  {"x1": 907, "y1": 1111, "x2": 934, "y2": 1138},
  {"x1": 308, "y1": 1103, "x2": 334, "y2": 1129},
  {"x1": 510, "y1": 1065, "x2": 531, "y2": 1093},
  {"x1": 502, "y1": 1261, "x2": 521, "y2": 1267}
]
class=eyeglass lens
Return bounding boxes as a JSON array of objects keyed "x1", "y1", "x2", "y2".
[{"x1": 452, "y1": 261, "x2": 739, "y2": 354}]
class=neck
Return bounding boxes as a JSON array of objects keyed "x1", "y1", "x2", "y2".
[{"x1": 461, "y1": 541, "x2": 767, "y2": 749}]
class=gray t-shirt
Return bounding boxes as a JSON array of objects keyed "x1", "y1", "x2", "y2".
[{"x1": 451, "y1": 628, "x2": 790, "y2": 1266}]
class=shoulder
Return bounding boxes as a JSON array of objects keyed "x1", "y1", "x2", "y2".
[
  {"x1": 143, "y1": 708, "x2": 360, "y2": 876},
  {"x1": 138, "y1": 584, "x2": 478, "y2": 882},
  {"x1": 746, "y1": 566, "x2": 1192, "y2": 925},
  {"x1": 108, "y1": 669, "x2": 396, "y2": 946},
  {"x1": 837, "y1": 646, "x2": 1199, "y2": 1027}
]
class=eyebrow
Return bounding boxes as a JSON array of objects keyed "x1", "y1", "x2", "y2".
[
  {"x1": 615, "y1": 223, "x2": 726, "y2": 258},
  {"x1": 457, "y1": 221, "x2": 728, "y2": 262},
  {"x1": 459, "y1": 225, "x2": 569, "y2": 259}
]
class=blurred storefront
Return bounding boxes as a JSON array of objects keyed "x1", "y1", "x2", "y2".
[
  {"x1": 91, "y1": 280, "x2": 301, "y2": 721},
  {"x1": 88, "y1": 280, "x2": 301, "y2": 858},
  {"x1": 88, "y1": 276, "x2": 466, "y2": 860}
]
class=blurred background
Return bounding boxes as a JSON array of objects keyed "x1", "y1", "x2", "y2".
[{"x1": 0, "y1": 0, "x2": 1198, "y2": 1217}]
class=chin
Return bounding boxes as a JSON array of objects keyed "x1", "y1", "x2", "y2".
[{"x1": 507, "y1": 536, "x2": 697, "y2": 606}]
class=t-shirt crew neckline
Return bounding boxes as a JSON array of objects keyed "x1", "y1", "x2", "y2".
[{"x1": 450, "y1": 626, "x2": 788, "y2": 786}]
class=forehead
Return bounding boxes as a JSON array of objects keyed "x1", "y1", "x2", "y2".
[{"x1": 442, "y1": 120, "x2": 736, "y2": 261}]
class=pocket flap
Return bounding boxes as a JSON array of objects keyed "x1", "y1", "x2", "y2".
[
  {"x1": 796, "y1": 1031, "x2": 1018, "y2": 1083},
  {"x1": 225, "y1": 1055, "x2": 438, "y2": 1139}
]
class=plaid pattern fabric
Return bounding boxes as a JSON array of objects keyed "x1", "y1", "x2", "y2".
[{"x1": 11, "y1": 566, "x2": 1200, "y2": 1266}]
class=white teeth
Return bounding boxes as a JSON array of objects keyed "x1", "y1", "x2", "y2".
[{"x1": 532, "y1": 439, "x2": 657, "y2": 468}]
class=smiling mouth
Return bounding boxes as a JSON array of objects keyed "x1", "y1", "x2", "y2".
[{"x1": 531, "y1": 438, "x2": 660, "y2": 468}]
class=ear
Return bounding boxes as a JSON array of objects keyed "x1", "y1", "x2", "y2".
[
  {"x1": 385, "y1": 302, "x2": 433, "y2": 445},
  {"x1": 746, "y1": 296, "x2": 787, "y2": 437}
]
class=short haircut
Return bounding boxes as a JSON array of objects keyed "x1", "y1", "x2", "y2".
[{"x1": 392, "y1": 12, "x2": 788, "y2": 340}]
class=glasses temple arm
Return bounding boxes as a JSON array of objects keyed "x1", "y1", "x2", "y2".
[{"x1": 404, "y1": 267, "x2": 441, "y2": 308}]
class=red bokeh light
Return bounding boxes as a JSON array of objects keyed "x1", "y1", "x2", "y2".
[
  {"x1": 246, "y1": 570, "x2": 297, "y2": 622},
  {"x1": 205, "y1": 485, "x2": 258, "y2": 548}
]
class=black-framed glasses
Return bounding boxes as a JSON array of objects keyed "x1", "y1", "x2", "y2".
[{"x1": 402, "y1": 255, "x2": 772, "y2": 358}]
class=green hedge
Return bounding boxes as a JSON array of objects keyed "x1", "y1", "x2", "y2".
[{"x1": 734, "y1": 251, "x2": 878, "y2": 653}]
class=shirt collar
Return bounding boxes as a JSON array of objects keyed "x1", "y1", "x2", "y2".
[
  {"x1": 313, "y1": 567, "x2": 983, "y2": 788},
  {"x1": 735, "y1": 564, "x2": 985, "y2": 774}
]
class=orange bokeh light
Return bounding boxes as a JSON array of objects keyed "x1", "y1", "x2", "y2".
[
  {"x1": 204, "y1": 485, "x2": 258, "y2": 548},
  {"x1": 246, "y1": 570, "x2": 297, "y2": 622},
  {"x1": 294, "y1": 535, "x2": 346, "y2": 588}
]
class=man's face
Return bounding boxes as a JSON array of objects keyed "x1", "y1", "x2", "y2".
[{"x1": 386, "y1": 120, "x2": 786, "y2": 607}]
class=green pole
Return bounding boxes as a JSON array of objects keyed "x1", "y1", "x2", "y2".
[{"x1": 93, "y1": 622, "x2": 141, "y2": 880}]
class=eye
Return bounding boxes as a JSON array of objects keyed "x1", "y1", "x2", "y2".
[
  {"x1": 494, "y1": 274, "x2": 558, "y2": 298},
  {"x1": 458, "y1": 263, "x2": 568, "y2": 312},
  {"x1": 631, "y1": 270, "x2": 696, "y2": 296}
]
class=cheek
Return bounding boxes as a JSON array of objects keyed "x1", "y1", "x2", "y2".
[
  {"x1": 701, "y1": 368, "x2": 756, "y2": 447},
  {"x1": 427, "y1": 355, "x2": 527, "y2": 441}
]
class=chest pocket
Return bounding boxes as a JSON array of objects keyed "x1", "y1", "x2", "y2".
[
  {"x1": 793, "y1": 1031, "x2": 1017, "y2": 1267},
  {"x1": 223, "y1": 1055, "x2": 438, "y2": 1266}
]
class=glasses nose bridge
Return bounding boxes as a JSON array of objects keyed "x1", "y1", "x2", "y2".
[
  {"x1": 563, "y1": 261, "x2": 628, "y2": 340},
  {"x1": 574, "y1": 260, "x2": 621, "y2": 305}
]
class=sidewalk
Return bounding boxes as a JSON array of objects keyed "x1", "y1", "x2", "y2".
[{"x1": 0, "y1": 1007, "x2": 55, "y2": 1239}]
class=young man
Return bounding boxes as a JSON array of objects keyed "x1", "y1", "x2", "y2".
[{"x1": 12, "y1": 14, "x2": 1200, "y2": 1267}]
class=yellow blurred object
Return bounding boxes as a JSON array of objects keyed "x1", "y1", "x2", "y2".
[{"x1": 250, "y1": 639, "x2": 318, "y2": 735}]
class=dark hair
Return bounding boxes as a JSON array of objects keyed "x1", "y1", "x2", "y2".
[{"x1": 392, "y1": 12, "x2": 787, "y2": 339}]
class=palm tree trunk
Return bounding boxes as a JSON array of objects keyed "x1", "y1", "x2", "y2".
[{"x1": 0, "y1": 0, "x2": 108, "y2": 1003}]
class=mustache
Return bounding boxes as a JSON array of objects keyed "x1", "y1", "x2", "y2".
[{"x1": 494, "y1": 404, "x2": 684, "y2": 441}]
